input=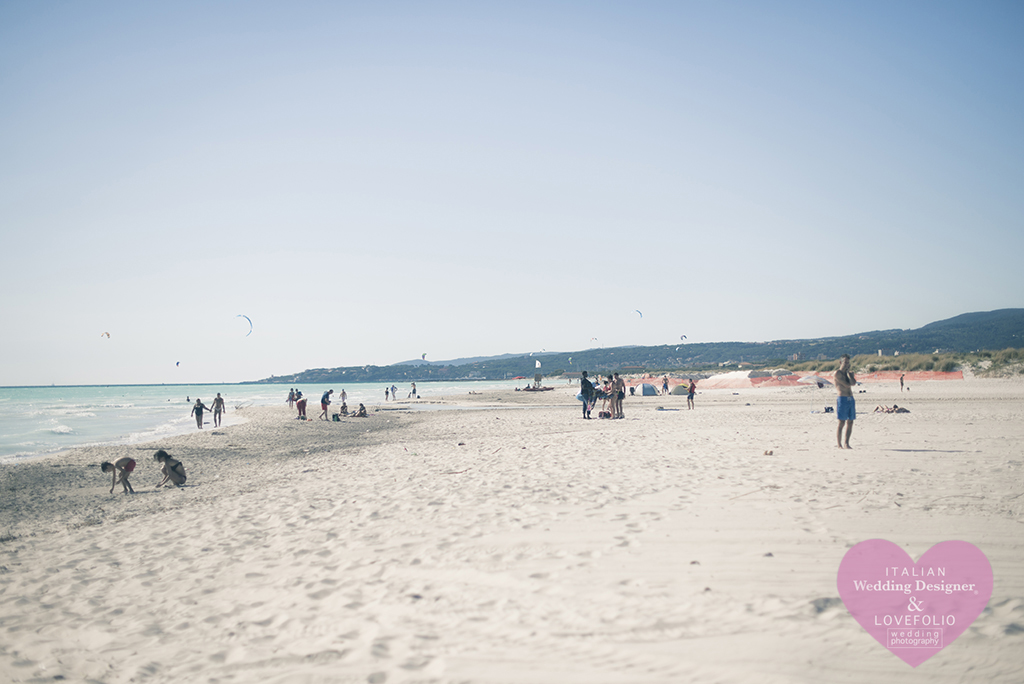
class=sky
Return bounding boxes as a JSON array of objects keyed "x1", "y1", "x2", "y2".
[{"x1": 1, "y1": 1, "x2": 1022, "y2": 386}]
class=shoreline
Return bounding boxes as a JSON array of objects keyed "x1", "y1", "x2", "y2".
[{"x1": 2, "y1": 380, "x2": 1022, "y2": 682}]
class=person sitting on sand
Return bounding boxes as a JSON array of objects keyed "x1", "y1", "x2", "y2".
[
  {"x1": 153, "y1": 449, "x2": 186, "y2": 487},
  {"x1": 354, "y1": 403, "x2": 368, "y2": 417},
  {"x1": 101, "y1": 457, "x2": 136, "y2": 494},
  {"x1": 338, "y1": 402, "x2": 348, "y2": 416}
]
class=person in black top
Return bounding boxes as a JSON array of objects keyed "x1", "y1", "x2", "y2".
[
  {"x1": 191, "y1": 398, "x2": 211, "y2": 429},
  {"x1": 580, "y1": 371, "x2": 595, "y2": 419}
]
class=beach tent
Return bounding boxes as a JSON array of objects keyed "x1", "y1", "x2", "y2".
[
  {"x1": 798, "y1": 374, "x2": 833, "y2": 388},
  {"x1": 637, "y1": 383, "x2": 658, "y2": 396},
  {"x1": 669, "y1": 384, "x2": 691, "y2": 395}
]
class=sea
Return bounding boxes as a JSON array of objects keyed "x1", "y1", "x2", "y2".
[{"x1": 0, "y1": 380, "x2": 528, "y2": 464}]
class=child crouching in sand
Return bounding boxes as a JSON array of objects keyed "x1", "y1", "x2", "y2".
[
  {"x1": 153, "y1": 449, "x2": 187, "y2": 487},
  {"x1": 101, "y1": 457, "x2": 136, "y2": 494}
]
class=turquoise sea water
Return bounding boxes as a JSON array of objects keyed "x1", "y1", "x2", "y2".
[{"x1": 0, "y1": 380, "x2": 526, "y2": 463}]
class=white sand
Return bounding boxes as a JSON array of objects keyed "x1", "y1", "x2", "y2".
[{"x1": 1, "y1": 379, "x2": 1022, "y2": 683}]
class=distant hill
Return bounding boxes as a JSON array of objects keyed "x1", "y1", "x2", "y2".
[
  {"x1": 394, "y1": 351, "x2": 562, "y2": 367},
  {"x1": 249, "y1": 309, "x2": 1024, "y2": 384}
]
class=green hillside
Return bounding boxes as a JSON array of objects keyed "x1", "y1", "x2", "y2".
[{"x1": 249, "y1": 309, "x2": 1024, "y2": 384}]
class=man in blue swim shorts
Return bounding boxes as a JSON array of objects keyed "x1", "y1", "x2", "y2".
[{"x1": 834, "y1": 354, "x2": 856, "y2": 449}]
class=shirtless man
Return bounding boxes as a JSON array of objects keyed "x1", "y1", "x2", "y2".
[
  {"x1": 101, "y1": 457, "x2": 136, "y2": 494},
  {"x1": 835, "y1": 355, "x2": 856, "y2": 449},
  {"x1": 211, "y1": 393, "x2": 226, "y2": 427},
  {"x1": 612, "y1": 373, "x2": 626, "y2": 418},
  {"x1": 153, "y1": 450, "x2": 187, "y2": 487}
]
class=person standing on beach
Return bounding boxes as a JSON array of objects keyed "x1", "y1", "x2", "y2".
[
  {"x1": 900, "y1": 374, "x2": 905, "y2": 392},
  {"x1": 296, "y1": 392, "x2": 307, "y2": 420},
  {"x1": 835, "y1": 355, "x2": 856, "y2": 449},
  {"x1": 153, "y1": 450, "x2": 186, "y2": 487},
  {"x1": 409, "y1": 382, "x2": 417, "y2": 398},
  {"x1": 580, "y1": 371, "x2": 595, "y2": 419},
  {"x1": 211, "y1": 393, "x2": 226, "y2": 427},
  {"x1": 662, "y1": 376, "x2": 669, "y2": 395},
  {"x1": 613, "y1": 373, "x2": 626, "y2": 419},
  {"x1": 190, "y1": 398, "x2": 211, "y2": 429},
  {"x1": 385, "y1": 387, "x2": 390, "y2": 401},
  {"x1": 340, "y1": 388, "x2": 347, "y2": 405},
  {"x1": 287, "y1": 388, "x2": 296, "y2": 408},
  {"x1": 101, "y1": 457, "x2": 136, "y2": 494},
  {"x1": 687, "y1": 379, "x2": 696, "y2": 409},
  {"x1": 319, "y1": 389, "x2": 333, "y2": 420}
]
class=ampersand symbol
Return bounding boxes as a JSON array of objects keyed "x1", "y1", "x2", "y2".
[{"x1": 908, "y1": 596, "x2": 924, "y2": 612}]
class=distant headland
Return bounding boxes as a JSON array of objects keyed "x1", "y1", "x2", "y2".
[{"x1": 249, "y1": 309, "x2": 1024, "y2": 384}]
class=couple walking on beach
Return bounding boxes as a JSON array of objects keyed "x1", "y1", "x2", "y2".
[{"x1": 190, "y1": 394, "x2": 225, "y2": 429}]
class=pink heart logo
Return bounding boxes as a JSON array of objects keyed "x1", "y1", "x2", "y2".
[{"x1": 837, "y1": 539, "x2": 992, "y2": 667}]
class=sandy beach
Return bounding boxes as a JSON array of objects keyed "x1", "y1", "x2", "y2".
[{"x1": 1, "y1": 378, "x2": 1022, "y2": 683}]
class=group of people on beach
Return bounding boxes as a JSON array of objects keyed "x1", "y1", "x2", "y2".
[
  {"x1": 579, "y1": 373, "x2": 697, "y2": 419},
  {"x1": 579, "y1": 371, "x2": 627, "y2": 419},
  {"x1": 100, "y1": 449, "x2": 186, "y2": 495},
  {"x1": 285, "y1": 388, "x2": 366, "y2": 420},
  {"x1": 384, "y1": 383, "x2": 418, "y2": 400},
  {"x1": 103, "y1": 355, "x2": 900, "y2": 495}
]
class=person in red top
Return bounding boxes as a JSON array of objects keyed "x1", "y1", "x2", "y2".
[{"x1": 101, "y1": 457, "x2": 136, "y2": 494}]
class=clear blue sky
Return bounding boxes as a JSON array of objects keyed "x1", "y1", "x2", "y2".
[{"x1": 2, "y1": 1, "x2": 1022, "y2": 385}]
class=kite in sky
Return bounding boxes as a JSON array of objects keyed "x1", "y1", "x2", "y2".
[
  {"x1": 237, "y1": 314, "x2": 253, "y2": 337},
  {"x1": 101, "y1": 332, "x2": 110, "y2": 338},
  {"x1": 634, "y1": 310, "x2": 643, "y2": 318}
]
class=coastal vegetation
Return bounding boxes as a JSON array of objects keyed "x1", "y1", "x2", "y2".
[{"x1": 784, "y1": 349, "x2": 1024, "y2": 377}]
